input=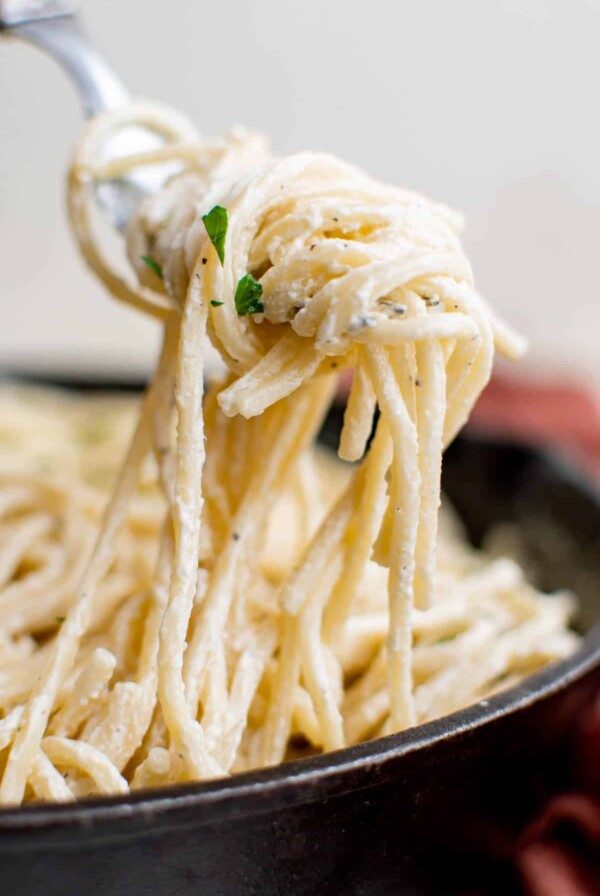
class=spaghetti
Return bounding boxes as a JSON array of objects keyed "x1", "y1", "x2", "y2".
[{"x1": 0, "y1": 104, "x2": 578, "y2": 804}]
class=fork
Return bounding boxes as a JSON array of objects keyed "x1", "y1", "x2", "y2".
[{"x1": 0, "y1": 0, "x2": 172, "y2": 231}]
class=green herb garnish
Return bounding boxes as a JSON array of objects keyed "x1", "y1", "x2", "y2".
[
  {"x1": 210, "y1": 300, "x2": 224, "y2": 307},
  {"x1": 234, "y1": 274, "x2": 264, "y2": 316},
  {"x1": 140, "y1": 255, "x2": 163, "y2": 280},
  {"x1": 56, "y1": 616, "x2": 66, "y2": 624},
  {"x1": 202, "y1": 205, "x2": 228, "y2": 265}
]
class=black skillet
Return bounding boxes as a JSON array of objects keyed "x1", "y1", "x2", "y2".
[{"x1": 0, "y1": 378, "x2": 598, "y2": 896}]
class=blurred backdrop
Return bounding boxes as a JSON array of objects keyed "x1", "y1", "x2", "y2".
[{"x1": 1, "y1": 0, "x2": 599, "y2": 381}]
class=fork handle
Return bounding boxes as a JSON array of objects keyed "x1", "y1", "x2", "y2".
[{"x1": 1, "y1": 1, "x2": 129, "y2": 116}]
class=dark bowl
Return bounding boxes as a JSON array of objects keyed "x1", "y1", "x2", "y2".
[{"x1": 0, "y1": 382, "x2": 599, "y2": 896}]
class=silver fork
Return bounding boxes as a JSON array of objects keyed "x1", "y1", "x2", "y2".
[{"x1": 1, "y1": 0, "x2": 173, "y2": 231}]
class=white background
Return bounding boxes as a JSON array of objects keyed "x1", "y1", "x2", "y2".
[{"x1": 1, "y1": 0, "x2": 598, "y2": 381}]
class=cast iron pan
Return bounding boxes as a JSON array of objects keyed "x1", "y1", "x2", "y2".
[{"x1": 0, "y1": 377, "x2": 599, "y2": 896}]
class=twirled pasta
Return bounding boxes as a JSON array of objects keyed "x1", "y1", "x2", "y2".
[{"x1": 0, "y1": 103, "x2": 576, "y2": 806}]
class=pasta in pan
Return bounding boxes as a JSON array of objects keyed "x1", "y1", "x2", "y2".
[{"x1": 0, "y1": 104, "x2": 578, "y2": 804}]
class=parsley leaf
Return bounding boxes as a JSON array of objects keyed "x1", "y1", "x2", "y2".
[
  {"x1": 210, "y1": 300, "x2": 224, "y2": 307},
  {"x1": 234, "y1": 274, "x2": 264, "y2": 316},
  {"x1": 140, "y1": 255, "x2": 163, "y2": 280},
  {"x1": 56, "y1": 616, "x2": 66, "y2": 624},
  {"x1": 202, "y1": 205, "x2": 228, "y2": 265}
]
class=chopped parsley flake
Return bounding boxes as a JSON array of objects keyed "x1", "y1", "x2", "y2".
[
  {"x1": 202, "y1": 205, "x2": 228, "y2": 265},
  {"x1": 210, "y1": 300, "x2": 224, "y2": 307},
  {"x1": 56, "y1": 616, "x2": 66, "y2": 624},
  {"x1": 234, "y1": 274, "x2": 264, "y2": 316},
  {"x1": 140, "y1": 256, "x2": 163, "y2": 280}
]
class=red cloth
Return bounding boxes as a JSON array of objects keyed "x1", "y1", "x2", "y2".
[
  {"x1": 516, "y1": 691, "x2": 600, "y2": 895},
  {"x1": 470, "y1": 375, "x2": 600, "y2": 481},
  {"x1": 518, "y1": 795, "x2": 600, "y2": 896},
  {"x1": 472, "y1": 376, "x2": 600, "y2": 896}
]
